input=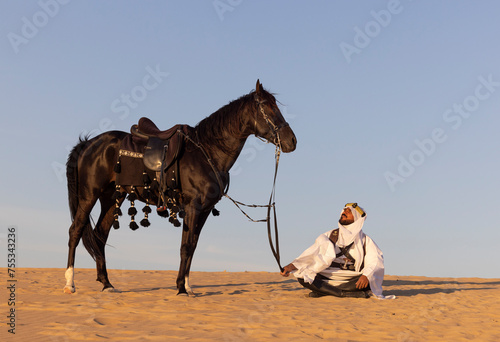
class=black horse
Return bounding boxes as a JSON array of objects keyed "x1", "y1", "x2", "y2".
[{"x1": 63, "y1": 80, "x2": 297, "y2": 295}]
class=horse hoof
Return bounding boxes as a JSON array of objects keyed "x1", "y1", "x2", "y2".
[
  {"x1": 102, "y1": 287, "x2": 119, "y2": 293},
  {"x1": 63, "y1": 286, "x2": 75, "y2": 294},
  {"x1": 176, "y1": 291, "x2": 188, "y2": 297}
]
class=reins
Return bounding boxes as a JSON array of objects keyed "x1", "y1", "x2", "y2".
[{"x1": 224, "y1": 144, "x2": 283, "y2": 272}]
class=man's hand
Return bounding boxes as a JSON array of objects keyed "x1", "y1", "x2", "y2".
[
  {"x1": 280, "y1": 264, "x2": 297, "y2": 277},
  {"x1": 356, "y1": 275, "x2": 369, "y2": 289}
]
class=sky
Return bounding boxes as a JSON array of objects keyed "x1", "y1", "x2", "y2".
[{"x1": 1, "y1": 1, "x2": 499, "y2": 281}]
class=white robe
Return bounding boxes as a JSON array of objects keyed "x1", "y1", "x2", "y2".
[{"x1": 291, "y1": 229, "x2": 395, "y2": 300}]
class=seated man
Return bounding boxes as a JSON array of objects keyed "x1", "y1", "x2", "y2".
[{"x1": 281, "y1": 203, "x2": 395, "y2": 299}]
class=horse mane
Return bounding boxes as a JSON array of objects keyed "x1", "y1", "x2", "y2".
[{"x1": 194, "y1": 91, "x2": 256, "y2": 149}]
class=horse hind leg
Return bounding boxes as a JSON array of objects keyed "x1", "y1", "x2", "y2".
[
  {"x1": 93, "y1": 194, "x2": 124, "y2": 292},
  {"x1": 64, "y1": 245, "x2": 76, "y2": 294},
  {"x1": 64, "y1": 200, "x2": 96, "y2": 293}
]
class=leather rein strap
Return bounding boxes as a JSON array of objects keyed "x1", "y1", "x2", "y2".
[{"x1": 223, "y1": 143, "x2": 283, "y2": 272}]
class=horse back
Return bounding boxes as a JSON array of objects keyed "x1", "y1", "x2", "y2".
[{"x1": 76, "y1": 130, "x2": 128, "y2": 187}]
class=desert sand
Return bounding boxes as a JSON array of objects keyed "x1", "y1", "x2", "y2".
[{"x1": 1, "y1": 268, "x2": 499, "y2": 341}]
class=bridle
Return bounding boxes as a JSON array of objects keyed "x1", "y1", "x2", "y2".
[
  {"x1": 177, "y1": 94, "x2": 288, "y2": 271},
  {"x1": 254, "y1": 95, "x2": 290, "y2": 150}
]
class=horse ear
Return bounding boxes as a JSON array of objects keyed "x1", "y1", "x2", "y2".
[{"x1": 256, "y1": 79, "x2": 262, "y2": 94}]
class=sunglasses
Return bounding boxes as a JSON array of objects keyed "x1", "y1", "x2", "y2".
[{"x1": 345, "y1": 203, "x2": 366, "y2": 217}]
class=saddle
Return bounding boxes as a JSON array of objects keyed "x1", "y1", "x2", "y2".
[
  {"x1": 131, "y1": 117, "x2": 186, "y2": 172},
  {"x1": 113, "y1": 117, "x2": 189, "y2": 230}
]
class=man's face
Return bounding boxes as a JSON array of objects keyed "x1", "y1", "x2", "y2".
[{"x1": 339, "y1": 207, "x2": 355, "y2": 225}]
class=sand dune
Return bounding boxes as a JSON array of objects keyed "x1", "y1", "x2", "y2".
[{"x1": 1, "y1": 268, "x2": 499, "y2": 341}]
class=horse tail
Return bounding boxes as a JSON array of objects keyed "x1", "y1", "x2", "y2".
[
  {"x1": 66, "y1": 135, "x2": 100, "y2": 261},
  {"x1": 67, "y1": 135, "x2": 89, "y2": 219}
]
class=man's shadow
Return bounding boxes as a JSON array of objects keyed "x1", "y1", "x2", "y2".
[{"x1": 382, "y1": 279, "x2": 500, "y2": 297}]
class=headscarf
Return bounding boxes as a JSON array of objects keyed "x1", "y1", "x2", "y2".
[{"x1": 337, "y1": 203, "x2": 366, "y2": 272}]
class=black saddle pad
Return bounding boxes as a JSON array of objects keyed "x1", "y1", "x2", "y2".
[{"x1": 116, "y1": 135, "x2": 148, "y2": 186}]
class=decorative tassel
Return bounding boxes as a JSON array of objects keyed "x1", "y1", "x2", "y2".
[
  {"x1": 169, "y1": 215, "x2": 181, "y2": 227},
  {"x1": 178, "y1": 210, "x2": 185, "y2": 219},
  {"x1": 128, "y1": 192, "x2": 137, "y2": 202},
  {"x1": 128, "y1": 206, "x2": 137, "y2": 216},
  {"x1": 129, "y1": 220, "x2": 139, "y2": 230},
  {"x1": 126, "y1": 186, "x2": 139, "y2": 230},
  {"x1": 143, "y1": 187, "x2": 151, "y2": 201},
  {"x1": 150, "y1": 178, "x2": 159, "y2": 192},
  {"x1": 113, "y1": 184, "x2": 122, "y2": 229},
  {"x1": 168, "y1": 210, "x2": 181, "y2": 227},
  {"x1": 157, "y1": 206, "x2": 169, "y2": 218},
  {"x1": 114, "y1": 157, "x2": 121, "y2": 173},
  {"x1": 140, "y1": 204, "x2": 152, "y2": 227},
  {"x1": 143, "y1": 171, "x2": 151, "y2": 184},
  {"x1": 127, "y1": 185, "x2": 137, "y2": 201},
  {"x1": 212, "y1": 208, "x2": 220, "y2": 216},
  {"x1": 173, "y1": 191, "x2": 180, "y2": 201}
]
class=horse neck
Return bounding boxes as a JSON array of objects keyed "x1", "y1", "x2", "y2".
[{"x1": 195, "y1": 99, "x2": 255, "y2": 173}]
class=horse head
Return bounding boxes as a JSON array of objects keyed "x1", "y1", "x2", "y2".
[{"x1": 252, "y1": 80, "x2": 297, "y2": 153}]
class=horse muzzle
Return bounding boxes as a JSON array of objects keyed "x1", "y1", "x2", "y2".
[{"x1": 279, "y1": 126, "x2": 297, "y2": 153}]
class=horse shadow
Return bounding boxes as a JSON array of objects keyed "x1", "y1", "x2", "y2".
[
  {"x1": 118, "y1": 279, "x2": 301, "y2": 297},
  {"x1": 190, "y1": 279, "x2": 302, "y2": 297}
]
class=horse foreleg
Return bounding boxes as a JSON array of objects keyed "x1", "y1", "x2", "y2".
[{"x1": 176, "y1": 208, "x2": 211, "y2": 296}]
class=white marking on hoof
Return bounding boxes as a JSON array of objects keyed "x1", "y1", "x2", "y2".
[
  {"x1": 63, "y1": 267, "x2": 75, "y2": 293},
  {"x1": 185, "y1": 275, "x2": 195, "y2": 296},
  {"x1": 63, "y1": 285, "x2": 75, "y2": 294}
]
